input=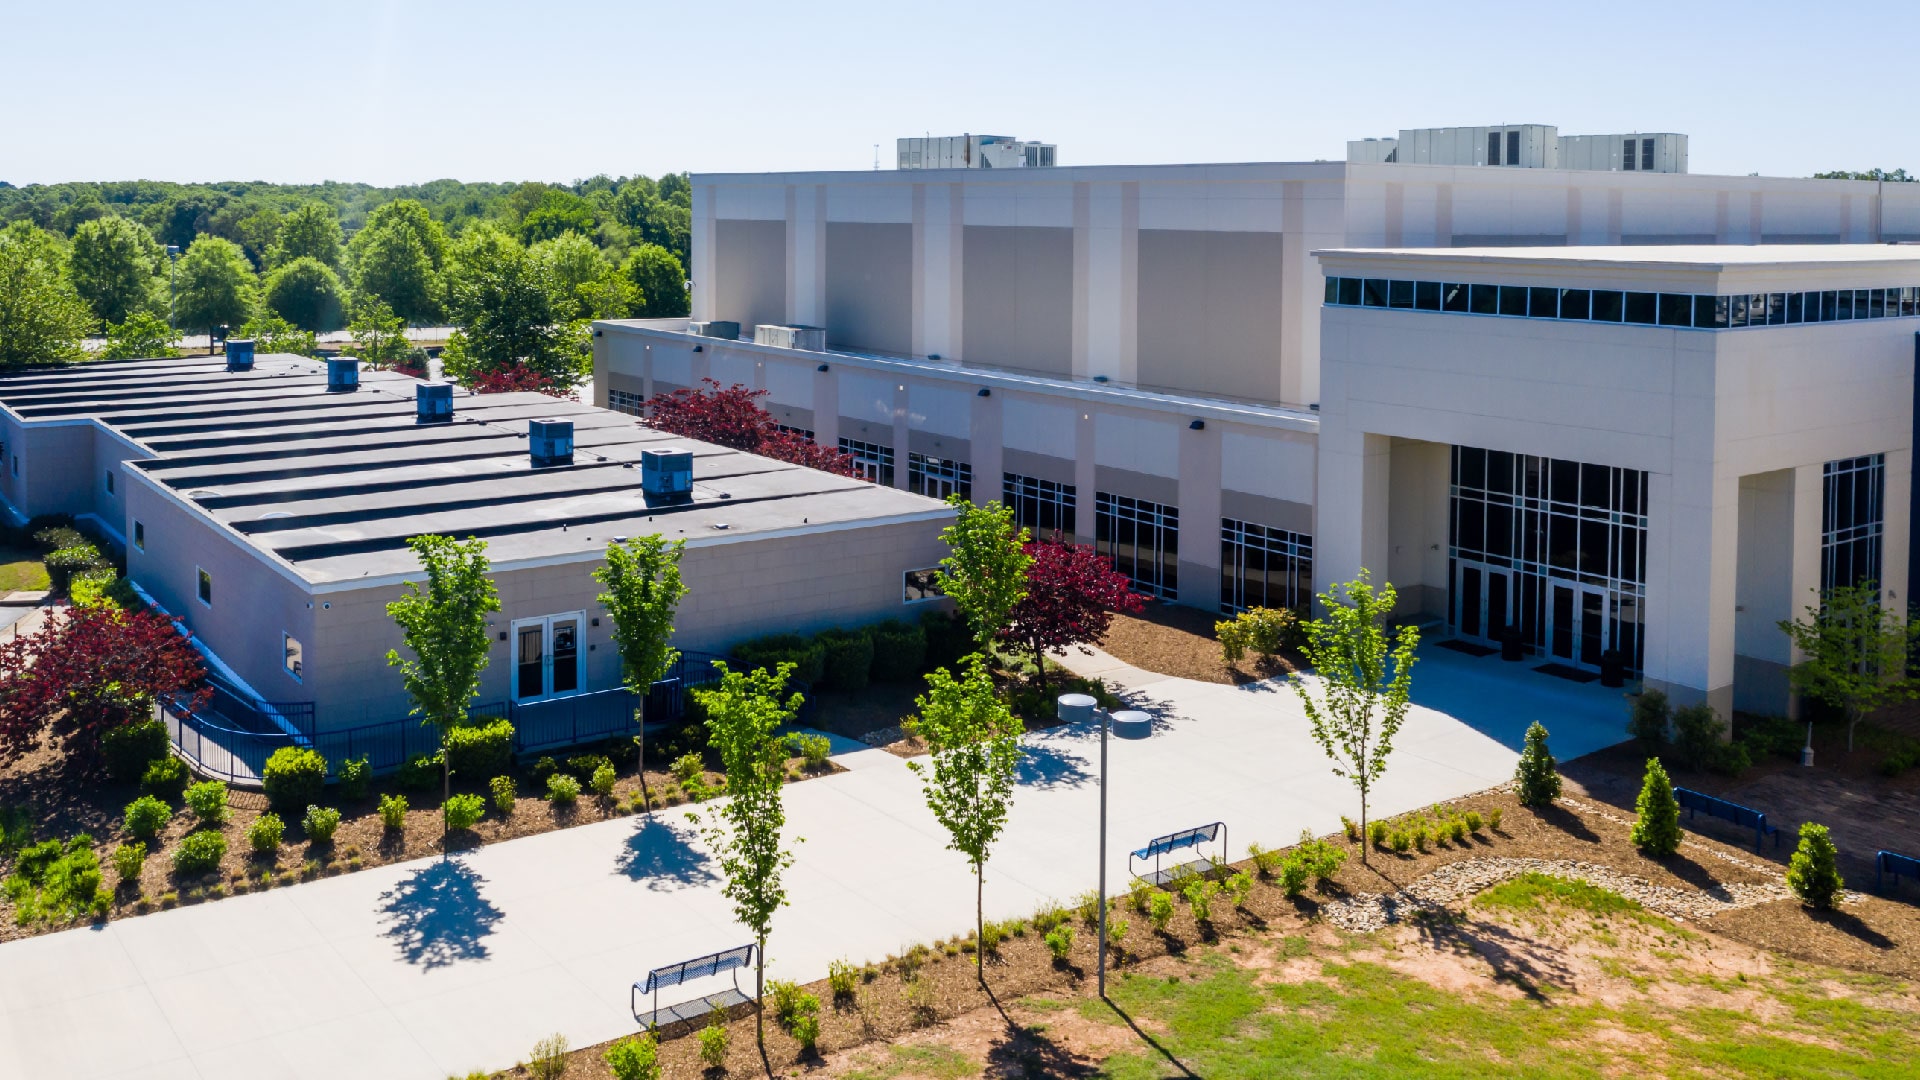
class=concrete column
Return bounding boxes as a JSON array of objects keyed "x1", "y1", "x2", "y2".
[
  {"x1": 1279, "y1": 182, "x2": 1306, "y2": 406},
  {"x1": 969, "y1": 390, "x2": 1003, "y2": 507},
  {"x1": 691, "y1": 185, "x2": 717, "y2": 321},
  {"x1": 911, "y1": 184, "x2": 927, "y2": 358},
  {"x1": 1080, "y1": 182, "x2": 1138, "y2": 384},
  {"x1": 785, "y1": 186, "x2": 826, "y2": 326},
  {"x1": 1177, "y1": 421, "x2": 1223, "y2": 611},
  {"x1": 1070, "y1": 183, "x2": 1092, "y2": 380},
  {"x1": 1885, "y1": 448, "x2": 1912, "y2": 611},
  {"x1": 1648, "y1": 467, "x2": 1739, "y2": 715},
  {"x1": 811, "y1": 365, "x2": 839, "y2": 450},
  {"x1": 1360, "y1": 433, "x2": 1392, "y2": 583},
  {"x1": 1783, "y1": 463, "x2": 1825, "y2": 717},
  {"x1": 891, "y1": 382, "x2": 911, "y2": 491},
  {"x1": 1073, "y1": 408, "x2": 1097, "y2": 548}
]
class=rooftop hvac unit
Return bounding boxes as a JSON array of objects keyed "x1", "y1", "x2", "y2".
[
  {"x1": 225, "y1": 339, "x2": 255, "y2": 372},
  {"x1": 640, "y1": 447, "x2": 694, "y2": 501},
  {"x1": 753, "y1": 324, "x2": 827, "y2": 351},
  {"x1": 689, "y1": 320, "x2": 741, "y2": 340},
  {"x1": 415, "y1": 381, "x2": 453, "y2": 424},
  {"x1": 528, "y1": 419, "x2": 575, "y2": 468},
  {"x1": 326, "y1": 357, "x2": 359, "y2": 393}
]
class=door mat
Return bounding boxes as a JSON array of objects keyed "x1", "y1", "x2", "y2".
[
  {"x1": 1533, "y1": 662, "x2": 1601, "y2": 683},
  {"x1": 1436, "y1": 639, "x2": 1500, "y2": 658}
]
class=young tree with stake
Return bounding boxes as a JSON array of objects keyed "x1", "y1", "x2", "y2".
[
  {"x1": 691, "y1": 661, "x2": 803, "y2": 1063},
  {"x1": 1777, "y1": 581, "x2": 1920, "y2": 752},
  {"x1": 934, "y1": 496, "x2": 1032, "y2": 651},
  {"x1": 1289, "y1": 570, "x2": 1419, "y2": 865},
  {"x1": 593, "y1": 535, "x2": 688, "y2": 809},
  {"x1": 385, "y1": 535, "x2": 501, "y2": 842},
  {"x1": 906, "y1": 654, "x2": 1025, "y2": 986}
]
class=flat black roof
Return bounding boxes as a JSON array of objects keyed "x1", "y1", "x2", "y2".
[{"x1": 0, "y1": 355, "x2": 949, "y2": 587}]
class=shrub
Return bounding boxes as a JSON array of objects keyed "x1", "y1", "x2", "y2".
[
  {"x1": 1147, "y1": 889, "x2": 1175, "y2": 931},
  {"x1": 261, "y1": 746, "x2": 328, "y2": 812},
  {"x1": 397, "y1": 753, "x2": 439, "y2": 792},
  {"x1": 817, "y1": 627, "x2": 874, "y2": 691},
  {"x1": 444, "y1": 718, "x2": 515, "y2": 777},
  {"x1": 442, "y1": 793, "x2": 486, "y2": 830},
  {"x1": 1786, "y1": 822, "x2": 1844, "y2": 910},
  {"x1": 565, "y1": 753, "x2": 612, "y2": 783},
  {"x1": 670, "y1": 752, "x2": 704, "y2": 785},
  {"x1": 141, "y1": 756, "x2": 189, "y2": 801},
  {"x1": 1412, "y1": 821, "x2": 1431, "y2": 852},
  {"x1": 791, "y1": 1011, "x2": 820, "y2": 1051},
  {"x1": 828, "y1": 958, "x2": 859, "y2": 1001},
  {"x1": 868, "y1": 619, "x2": 927, "y2": 682},
  {"x1": 1628, "y1": 689, "x2": 1670, "y2": 750},
  {"x1": 1389, "y1": 829, "x2": 1412, "y2": 853},
  {"x1": 171, "y1": 830, "x2": 227, "y2": 876},
  {"x1": 378, "y1": 793, "x2": 408, "y2": 830},
  {"x1": 547, "y1": 774, "x2": 581, "y2": 805},
  {"x1": 113, "y1": 841, "x2": 145, "y2": 885},
  {"x1": 770, "y1": 979, "x2": 821, "y2": 1038},
  {"x1": 1183, "y1": 877, "x2": 1221, "y2": 922},
  {"x1": 1369, "y1": 819, "x2": 1389, "y2": 847},
  {"x1": 786, "y1": 732, "x2": 832, "y2": 769},
  {"x1": 1031, "y1": 899, "x2": 1070, "y2": 934},
  {"x1": 527, "y1": 1032, "x2": 569, "y2": 1080},
  {"x1": 1296, "y1": 833, "x2": 1349, "y2": 884},
  {"x1": 1224, "y1": 869, "x2": 1255, "y2": 907},
  {"x1": 490, "y1": 775, "x2": 517, "y2": 815},
  {"x1": 1247, "y1": 842, "x2": 1283, "y2": 877},
  {"x1": 531, "y1": 755, "x2": 559, "y2": 782},
  {"x1": 733, "y1": 632, "x2": 826, "y2": 685},
  {"x1": 4, "y1": 835, "x2": 106, "y2": 922},
  {"x1": 1514, "y1": 721, "x2": 1562, "y2": 807},
  {"x1": 1215, "y1": 616, "x2": 1251, "y2": 665},
  {"x1": 44, "y1": 541, "x2": 107, "y2": 593},
  {"x1": 1447, "y1": 817, "x2": 1469, "y2": 845},
  {"x1": 302, "y1": 805, "x2": 340, "y2": 843},
  {"x1": 336, "y1": 755, "x2": 371, "y2": 800},
  {"x1": 185, "y1": 780, "x2": 230, "y2": 825},
  {"x1": 603, "y1": 1033, "x2": 659, "y2": 1080},
  {"x1": 1278, "y1": 853, "x2": 1311, "y2": 897},
  {"x1": 248, "y1": 812, "x2": 285, "y2": 854},
  {"x1": 920, "y1": 610, "x2": 972, "y2": 672},
  {"x1": 1629, "y1": 758, "x2": 1682, "y2": 856},
  {"x1": 1044, "y1": 923, "x2": 1075, "y2": 961},
  {"x1": 1672, "y1": 704, "x2": 1728, "y2": 772},
  {"x1": 102, "y1": 719, "x2": 171, "y2": 784},
  {"x1": 1464, "y1": 810, "x2": 1484, "y2": 834},
  {"x1": 1218, "y1": 606, "x2": 1293, "y2": 664},
  {"x1": 698, "y1": 1005, "x2": 730, "y2": 1067},
  {"x1": 589, "y1": 764, "x2": 616, "y2": 800},
  {"x1": 1489, "y1": 807, "x2": 1504, "y2": 832},
  {"x1": 1341, "y1": 816, "x2": 1361, "y2": 843},
  {"x1": 123, "y1": 795, "x2": 171, "y2": 841}
]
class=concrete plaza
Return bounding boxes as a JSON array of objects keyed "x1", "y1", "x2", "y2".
[{"x1": 0, "y1": 644, "x2": 1629, "y2": 1079}]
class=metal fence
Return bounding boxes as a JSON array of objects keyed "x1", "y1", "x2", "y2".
[{"x1": 165, "y1": 650, "x2": 744, "y2": 786}]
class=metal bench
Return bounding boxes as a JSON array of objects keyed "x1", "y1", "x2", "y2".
[
  {"x1": 1877, "y1": 850, "x2": 1920, "y2": 894},
  {"x1": 1129, "y1": 822, "x2": 1227, "y2": 887},
  {"x1": 1674, "y1": 788, "x2": 1780, "y2": 852},
  {"x1": 631, "y1": 944, "x2": 756, "y2": 1029}
]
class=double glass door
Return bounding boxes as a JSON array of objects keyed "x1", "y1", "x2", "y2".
[
  {"x1": 1547, "y1": 582, "x2": 1610, "y2": 668},
  {"x1": 1453, "y1": 561, "x2": 1513, "y2": 645},
  {"x1": 512, "y1": 612, "x2": 583, "y2": 703}
]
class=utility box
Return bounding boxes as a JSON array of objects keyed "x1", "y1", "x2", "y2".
[
  {"x1": 689, "y1": 320, "x2": 741, "y2": 340},
  {"x1": 641, "y1": 447, "x2": 694, "y2": 500},
  {"x1": 326, "y1": 357, "x2": 359, "y2": 393},
  {"x1": 753, "y1": 324, "x2": 828, "y2": 351},
  {"x1": 529, "y1": 419, "x2": 575, "y2": 468},
  {"x1": 225, "y1": 339, "x2": 255, "y2": 372},
  {"x1": 415, "y1": 381, "x2": 453, "y2": 424}
]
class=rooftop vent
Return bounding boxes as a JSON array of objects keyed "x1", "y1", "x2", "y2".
[
  {"x1": 528, "y1": 419, "x2": 574, "y2": 468},
  {"x1": 689, "y1": 320, "x2": 741, "y2": 340},
  {"x1": 753, "y1": 324, "x2": 827, "y2": 351},
  {"x1": 225, "y1": 339, "x2": 255, "y2": 372},
  {"x1": 326, "y1": 357, "x2": 359, "y2": 393},
  {"x1": 416, "y1": 381, "x2": 453, "y2": 424},
  {"x1": 640, "y1": 447, "x2": 694, "y2": 501}
]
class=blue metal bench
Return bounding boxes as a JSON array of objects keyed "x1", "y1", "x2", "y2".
[
  {"x1": 1877, "y1": 850, "x2": 1920, "y2": 894},
  {"x1": 631, "y1": 944, "x2": 756, "y2": 1029},
  {"x1": 1129, "y1": 822, "x2": 1227, "y2": 887},
  {"x1": 1674, "y1": 788, "x2": 1780, "y2": 852}
]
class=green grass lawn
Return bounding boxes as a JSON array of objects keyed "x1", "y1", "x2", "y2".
[{"x1": 0, "y1": 547, "x2": 49, "y2": 593}]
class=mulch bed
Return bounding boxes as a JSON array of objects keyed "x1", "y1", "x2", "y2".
[{"x1": 1097, "y1": 604, "x2": 1299, "y2": 685}]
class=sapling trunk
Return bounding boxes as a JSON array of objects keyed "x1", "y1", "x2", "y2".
[
  {"x1": 976, "y1": 865, "x2": 985, "y2": 985},
  {"x1": 634, "y1": 704, "x2": 653, "y2": 814}
]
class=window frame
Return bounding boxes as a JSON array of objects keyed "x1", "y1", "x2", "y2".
[
  {"x1": 283, "y1": 633, "x2": 304, "y2": 682},
  {"x1": 196, "y1": 567, "x2": 212, "y2": 607},
  {"x1": 133, "y1": 521, "x2": 145, "y2": 551}
]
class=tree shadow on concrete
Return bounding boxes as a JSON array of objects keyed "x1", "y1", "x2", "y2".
[
  {"x1": 616, "y1": 814, "x2": 720, "y2": 891},
  {"x1": 377, "y1": 854, "x2": 504, "y2": 969}
]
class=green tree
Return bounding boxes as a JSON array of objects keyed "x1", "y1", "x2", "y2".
[
  {"x1": 1778, "y1": 581, "x2": 1920, "y2": 752},
  {"x1": 172, "y1": 236, "x2": 256, "y2": 352},
  {"x1": 68, "y1": 216, "x2": 163, "y2": 326},
  {"x1": 348, "y1": 299, "x2": 412, "y2": 369},
  {"x1": 623, "y1": 243, "x2": 687, "y2": 317},
  {"x1": 270, "y1": 201, "x2": 343, "y2": 269},
  {"x1": 1786, "y1": 822, "x2": 1844, "y2": 909},
  {"x1": 263, "y1": 256, "x2": 347, "y2": 332},
  {"x1": 1514, "y1": 721, "x2": 1562, "y2": 806},
  {"x1": 905, "y1": 654, "x2": 1024, "y2": 985},
  {"x1": 691, "y1": 661, "x2": 803, "y2": 1063},
  {"x1": 443, "y1": 223, "x2": 586, "y2": 384},
  {"x1": 0, "y1": 223, "x2": 90, "y2": 366},
  {"x1": 385, "y1": 535, "x2": 502, "y2": 834},
  {"x1": 593, "y1": 535, "x2": 689, "y2": 803},
  {"x1": 236, "y1": 314, "x2": 318, "y2": 357},
  {"x1": 532, "y1": 231, "x2": 619, "y2": 321},
  {"x1": 349, "y1": 200, "x2": 446, "y2": 324},
  {"x1": 934, "y1": 496, "x2": 1033, "y2": 651},
  {"x1": 100, "y1": 312, "x2": 180, "y2": 360},
  {"x1": 518, "y1": 189, "x2": 597, "y2": 245},
  {"x1": 1289, "y1": 569, "x2": 1419, "y2": 865},
  {"x1": 1629, "y1": 757, "x2": 1681, "y2": 856}
]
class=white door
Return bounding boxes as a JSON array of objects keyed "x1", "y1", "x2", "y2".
[{"x1": 511, "y1": 612, "x2": 585, "y2": 703}]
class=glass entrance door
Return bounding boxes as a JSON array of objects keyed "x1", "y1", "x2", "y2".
[
  {"x1": 511, "y1": 612, "x2": 585, "y2": 703},
  {"x1": 1546, "y1": 582, "x2": 1609, "y2": 668},
  {"x1": 1452, "y1": 561, "x2": 1513, "y2": 645}
]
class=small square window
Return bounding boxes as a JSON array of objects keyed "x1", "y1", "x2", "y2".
[
  {"x1": 1590, "y1": 291, "x2": 1624, "y2": 322},
  {"x1": 1442, "y1": 283, "x2": 1470, "y2": 313},
  {"x1": 1768, "y1": 293, "x2": 1787, "y2": 325},
  {"x1": 133, "y1": 521, "x2": 145, "y2": 551},
  {"x1": 1498, "y1": 286, "x2": 1528, "y2": 316},
  {"x1": 1337, "y1": 277, "x2": 1362, "y2": 306},
  {"x1": 1785, "y1": 293, "x2": 1804, "y2": 324},
  {"x1": 1529, "y1": 287, "x2": 1558, "y2": 318},
  {"x1": 1414, "y1": 281, "x2": 1442, "y2": 311},
  {"x1": 284, "y1": 634, "x2": 304, "y2": 680},
  {"x1": 1324, "y1": 277, "x2": 1339, "y2": 304},
  {"x1": 1559, "y1": 289, "x2": 1591, "y2": 320},
  {"x1": 1623, "y1": 292, "x2": 1658, "y2": 325},
  {"x1": 1694, "y1": 295, "x2": 1723, "y2": 328},
  {"x1": 1387, "y1": 280, "x2": 1414, "y2": 309},
  {"x1": 1658, "y1": 294, "x2": 1691, "y2": 327},
  {"x1": 1361, "y1": 279, "x2": 1389, "y2": 307},
  {"x1": 197, "y1": 568, "x2": 212, "y2": 606},
  {"x1": 1468, "y1": 284, "x2": 1498, "y2": 315}
]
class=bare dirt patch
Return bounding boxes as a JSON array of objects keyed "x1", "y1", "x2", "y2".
[{"x1": 1097, "y1": 603, "x2": 1300, "y2": 684}]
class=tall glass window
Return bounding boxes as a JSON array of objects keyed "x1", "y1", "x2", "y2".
[
  {"x1": 907, "y1": 453, "x2": 971, "y2": 502},
  {"x1": 1096, "y1": 492, "x2": 1178, "y2": 599},
  {"x1": 1002, "y1": 473, "x2": 1075, "y2": 538},
  {"x1": 1822, "y1": 454, "x2": 1885, "y2": 592},
  {"x1": 609, "y1": 389, "x2": 646, "y2": 416},
  {"x1": 1220, "y1": 519, "x2": 1312, "y2": 615},
  {"x1": 836, "y1": 437, "x2": 894, "y2": 486}
]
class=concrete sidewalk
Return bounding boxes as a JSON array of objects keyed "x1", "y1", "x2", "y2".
[{"x1": 0, "y1": 643, "x2": 1628, "y2": 1079}]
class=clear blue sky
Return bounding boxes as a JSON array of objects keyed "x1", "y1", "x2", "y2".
[{"x1": 2, "y1": 0, "x2": 1909, "y2": 186}]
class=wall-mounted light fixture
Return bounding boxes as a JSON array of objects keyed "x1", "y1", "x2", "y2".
[
  {"x1": 976, "y1": 387, "x2": 991, "y2": 397},
  {"x1": 692, "y1": 345, "x2": 703, "y2": 353},
  {"x1": 1093, "y1": 375, "x2": 1110, "y2": 383},
  {"x1": 1189, "y1": 419, "x2": 1205, "y2": 430},
  {"x1": 593, "y1": 329, "x2": 603, "y2": 337},
  {"x1": 817, "y1": 363, "x2": 830, "y2": 372}
]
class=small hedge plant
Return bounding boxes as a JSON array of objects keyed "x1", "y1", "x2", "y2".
[
  {"x1": 867, "y1": 619, "x2": 927, "y2": 682},
  {"x1": 547, "y1": 774, "x2": 581, "y2": 805},
  {"x1": 1215, "y1": 606, "x2": 1296, "y2": 665},
  {"x1": 185, "y1": 780, "x2": 230, "y2": 825},
  {"x1": 443, "y1": 793, "x2": 487, "y2": 831},
  {"x1": 1630, "y1": 758, "x2": 1681, "y2": 856},
  {"x1": 603, "y1": 1033, "x2": 660, "y2": 1080},
  {"x1": 112, "y1": 842, "x2": 146, "y2": 885},
  {"x1": 302, "y1": 805, "x2": 341, "y2": 844},
  {"x1": 786, "y1": 733, "x2": 832, "y2": 769},
  {"x1": 444, "y1": 718, "x2": 515, "y2": 777},
  {"x1": 816, "y1": 627, "x2": 874, "y2": 691},
  {"x1": 489, "y1": 775, "x2": 517, "y2": 815},
  {"x1": 336, "y1": 755, "x2": 372, "y2": 800},
  {"x1": 141, "y1": 756, "x2": 189, "y2": 802},
  {"x1": 4, "y1": 835, "x2": 108, "y2": 922},
  {"x1": 123, "y1": 795, "x2": 171, "y2": 841},
  {"x1": 248, "y1": 812, "x2": 285, "y2": 854},
  {"x1": 1786, "y1": 822, "x2": 1844, "y2": 909},
  {"x1": 172, "y1": 830, "x2": 227, "y2": 876},
  {"x1": 262, "y1": 747, "x2": 328, "y2": 812},
  {"x1": 378, "y1": 793, "x2": 408, "y2": 830},
  {"x1": 1515, "y1": 721, "x2": 1562, "y2": 807},
  {"x1": 397, "y1": 753, "x2": 440, "y2": 793},
  {"x1": 102, "y1": 719, "x2": 171, "y2": 784}
]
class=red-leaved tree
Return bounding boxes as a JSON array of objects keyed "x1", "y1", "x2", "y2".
[
  {"x1": 0, "y1": 605, "x2": 208, "y2": 770},
  {"x1": 1001, "y1": 535, "x2": 1145, "y2": 691},
  {"x1": 646, "y1": 378, "x2": 862, "y2": 478},
  {"x1": 469, "y1": 366, "x2": 576, "y2": 399}
]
